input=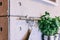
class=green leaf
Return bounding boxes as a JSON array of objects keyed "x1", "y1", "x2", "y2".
[
  {"x1": 45, "y1": 11, "x2": 50, "y2": 15},
  {"x1": 38, "y1": 11, "x2": 60, "y2": 36}
]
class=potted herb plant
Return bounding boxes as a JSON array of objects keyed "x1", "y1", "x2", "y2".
[{"x1": 38, "y1": 11, "x2": 60, "y2": 40}]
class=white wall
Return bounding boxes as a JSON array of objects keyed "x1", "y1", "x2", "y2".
[
  {"x1": 19, "y1": 0, "x2": 60, "y2": 17},
  {"x1": 10, "y1": 0, "x2": 60, "y2": 17},
  {"x1": 10, "y1": 0, "x2": 60, "y2": 40}
]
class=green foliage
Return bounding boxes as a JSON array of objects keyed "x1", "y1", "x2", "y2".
[{"x1": 38, "y1": 11, "x2": 60, "y2": 36}]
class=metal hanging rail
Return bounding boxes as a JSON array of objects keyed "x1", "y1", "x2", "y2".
[
  {"x1": 10, "y1": 15, "x2": 27, "y2": 18},
  {"x1": 17, "y1": 15, "x2": 40, "y2": 21},
  {"x1": 10, "y1": 15, "x2": 40, "y2": 21}
]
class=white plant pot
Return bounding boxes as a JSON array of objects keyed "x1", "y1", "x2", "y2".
[
  {"x1": 58, "y1": 27, "x2": 60, "y2": 33},
  {"x1": 44, "y1": 35, "x2": 55, "y2": 40},
  {"x1": 44, "y1": 35, "x2": 48, "y2": 40},
  {"x1": 55, "y1": 34, "x2": 59, "y2": 40},
  {"x1": 50, "y1": 36, "x2": 54, "y2": 40}
]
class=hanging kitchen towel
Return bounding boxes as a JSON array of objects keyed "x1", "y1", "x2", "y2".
[{"x1": 28, "y1": 27, "x2": 42, "y2": 40}]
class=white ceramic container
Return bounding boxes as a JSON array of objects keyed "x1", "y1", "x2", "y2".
[
  {"x1": 55, "y1": 34, "x2": 59, "y2": 40},
  {"x1": 44, "y1": 35, "x2": 55, "y2": 40},
  {"x1": 50, "y1": 36, "x2": 55, "y2": 40},
  {"x1": 44, "y1": 35, "x2": 48, "y2": 40}
]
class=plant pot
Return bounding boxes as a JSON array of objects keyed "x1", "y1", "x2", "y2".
[
  {"x1": 44, "y1": 35, "x2": 48, "y2": 40},
  {"x1": 58, "y1": 27, "x2": 60, "y2": 33},
  {"x1": 50, "y1": 36, "x2": 55, "y2": 40},
  {"x1": 44, "y1": 35, "x2": 55, "y2": 40},
  {"x1": 54, "y1": 34, "x2": 59, "y2": 40}
]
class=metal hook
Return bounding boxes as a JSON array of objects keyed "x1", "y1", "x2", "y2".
[{"x1": 26, "y1": 20, "x2": 34, "y2": 30}]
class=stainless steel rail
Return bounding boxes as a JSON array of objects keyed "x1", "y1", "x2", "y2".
[{"x1": 17, "y1": 15, "x2": 40, "y2": 21}]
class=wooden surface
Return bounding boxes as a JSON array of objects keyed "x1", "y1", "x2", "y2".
[
  {"x1": 0, "y1": 0, "x2": 8, "y2": 16},
  {"x1": 22, "y1": 29, "x2": 31, "y2": 40},
  {"x1": 0, "y1": 17, "x2": 8, "y2": 40},
  {"x1": 50, "y1": 0, "x2": 56, "y2": 2}
]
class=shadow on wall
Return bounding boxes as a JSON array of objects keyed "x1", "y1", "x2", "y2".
[{"x1": 32, "y1": 0, "x2": 55, "y2": 6}]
